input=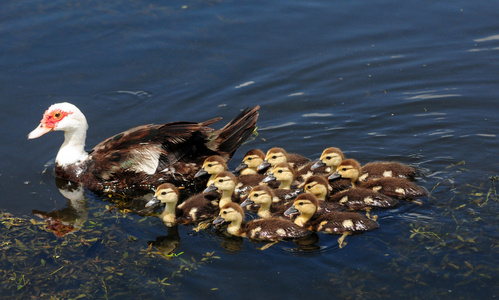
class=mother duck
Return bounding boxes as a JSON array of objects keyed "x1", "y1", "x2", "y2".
[{"x1": 28, "y1": 102, "x2": 259, "y2": 195}]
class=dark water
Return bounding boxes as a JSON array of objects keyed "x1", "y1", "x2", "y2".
[{"x1": 1, "y1": 0, "x2": 498, "y2": 298}]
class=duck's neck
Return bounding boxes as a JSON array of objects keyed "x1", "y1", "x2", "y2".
[
  {"x1": 160, "y1": 202, "x2": 178, "y2": 227},
  {"x1": 56, "y1": 127, "x2": 89, "y2": 167},
  {"x1": 294, "y1": 212, "x2": 313, "y2": 227},
  {"x1": 279, "y1": 180, "x2": 292, "y2": 189},
  {"x1": 219, "y1": 189, "x2": 234, "y2": 207},
  {"x1": 227, "y1": 218, "x2": 243, "y2": 236},
  {"x1": 239, "y1": 167, "x2": 257, "y2": 175},
  {"x1": 257, "y1": 202, "x2": 271, "y2": 218}
]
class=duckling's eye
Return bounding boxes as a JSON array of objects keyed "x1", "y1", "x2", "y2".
[
  {"x1": 298, "y1": 202, "x2": 304, "y2": 206},
  {"x1": 271, "y1": 155, "x2": 277, "y2": 159},
  {"x1": 254, "y1": 193, "x2": 259, "y2": 197},
  {"x1": 247, "y1": 157, "x2": 253, "y2": 160},
  {"x1": 222, "y1": 211, "x2": 227, "y2": 215},
  {"x1": 161, "y1": 191, "x2": 167, "y2": 195},
  {"x1": 277, "y1": 169, "x2": 283, "y2": 173},
  {"x1": 207, "y1": 164, "x2": 213, "y2": 167},
  {"x1": 218, "y1": 179, "x2": 224, "y2": 183},
  {"x1": 342, "y1": 168, "x2": 347, "y2": 171},
  {"x1": 326, "y1": 156, "x2": 331, "y2": 160},
  {"x1": 306, "y1": 185, "x2": 312, "y2": 190}
]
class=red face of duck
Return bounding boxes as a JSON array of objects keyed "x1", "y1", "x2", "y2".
[{"x1": 28, "y1": 107, "x2": 72, "y2": 139}]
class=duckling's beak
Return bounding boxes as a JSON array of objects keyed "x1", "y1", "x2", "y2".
[
  {"x1": 284, "y1": 205, "x2": 299, "y2": 217},
  {"x1": 328, "y1": 171, "x2": 341, "y2": 181},
  {"x1": 284, "y1": 188, "x2": 304, "y2": 200},
  {"x1": 235, "y1": 162, "x2": 248, "y2": 173},
  {"x1": 240, "y1": 197, "x2": 254, "y2": 208},
  {"x1": 311, "y1": 160, "x2": 326, "y2": 170},
  {"x1": 262, "y1": 173, "x2": 276, "y2": 183},
  {"x1": 145, "y1": 196, "x2": 160, "y2": 208},
  {"x1": 194, "y1": 167, "x2": 208, "y2": 178},
  {"x1": 257, "y1": 160, "x2": 271, "y2": 172},
  {"x1": 203, "y1": 183, "x2": 218, "y2": 194},
  {"x1": 213, "y1": 215, "x2": 226, "y2": 226}
]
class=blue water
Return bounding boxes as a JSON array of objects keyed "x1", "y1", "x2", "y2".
[{"x1": 1, "y1": 0, "x2": 497, "y2": 298}]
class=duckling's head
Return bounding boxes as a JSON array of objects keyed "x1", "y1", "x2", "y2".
[
  {"x1": 195, "y1": 155, "x2": 228, "y2": 178},
  {"x1": 329, "y1": 159, "x2": 361, "y2": 183},
  {"x1": 213, "y1": 202, "x2": 245, "y2": 226},
  {"x1": 303, "y1": 175, "x2": 331, "y2": 200},
  {"x1": 312, "y1": 147, "x2": 345, "y2": 171},
  {"x1": 206, "y1": 171, "x2": 238, "y2": 193},
  {"x1": 235, "y1": 149, "x2": 265, "y2": 174},
  {"x1": 241, "y1": 185, "x2": 274, "y2": 208},
  {"x1": 284, "y1": 193, "x2": 318, "y2": 217},
  {"x1": 146, "y1": 183, "x2": 179, "y2": 207},
  {"x1": 270, "y1": 162, "x2": 295, "y2": 183},
  {"x1": 257, "y1": 147, "x2": 288, "y2": 172}
]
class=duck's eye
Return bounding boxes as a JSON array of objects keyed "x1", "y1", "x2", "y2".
[
  {"x1": 326, "y1": 156, "x2": 331, "y2": 160},
  {"x1": 53, "y1": 112, "x2": 62, "y2": 119},
  {"x1": 161, "y1": 191, "x2": 167, "y2": 195},
  {"x1": 222, "y1": 211, "x2": 227, "y2": 215},
  {"x1": 342, "y1": 168, "x2": 347, "y2": 171},
  {"x1": 277, "y1": 169, "x2": 283, "y2": 173},
  {"x1": 247, "y1": 157, "x2": 253, "y2": 161},
  {"x1": 218, "y1": 179, "x2": 224, "y2": 183},
  {"x1": 306, "y1": 185, "x2": 312, "y2": 190},
  {"x1": 271, "y1": 155, "x2": 277, "y2": 159},
  {"x1": 254, "y1": 193, "x2": 259, "y2": 197},
  {"x1": 298, "y1": 202, "x2": 304, "y2": 206},
  {"x1": 207, "y1": 164, "x2": 213, "y2": 167}
]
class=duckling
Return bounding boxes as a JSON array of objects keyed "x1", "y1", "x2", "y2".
[
  {"x1": 313, "y1": 147, "x2": 416, "y2": 182},
  {"x1": 240, "y1": 185, "x2": 293, "y2": 218},
  {"x1": 303, "y1": 175, "x2": 398, "y2": 211},
  {"x1": 204, "y1": 171, "x2": 240, "y2": 207},
  {"x1": 262, "y1": 162, "x2": 304, "y2": 201},
  {"x1": 235, "y1": 149, "x2": 266, "y2": 175},
  {"x1": 310, "y1": 147, "x2": 352, "y2": 193},
  {"x1": 284, "y1": 193, "x2": 379, "y2": 234},
  {"x1": 145, "y1": 183, "x2": 181, "y2": 227},
  {"x1": 213, "y1": 202, "x2": 312, "y2": 242},
  {"x1": 146, "y1": 183, "x2": 220, "y2": 226},
  {"x1": 234, "y1": 149, "x2": 268, "y2": 198},
  {"x1": 194, "y1": 155, "x2": 229, "y2": 187},
  {"x1": 329, "y1": 159, "x2": 428, "y2": 201},
  {"x1": 257, "y1": 147, "x2": 310, "y2": 174}
]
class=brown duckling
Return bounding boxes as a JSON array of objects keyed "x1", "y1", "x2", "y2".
[
  {"x1": 204, "y1": 171, "x2": 240, "y2": 207},
  {"x1": 194, "y1": 155, "x2": 229, "y2": 187},
  {"x1": 313, "y1": 147, "x2": 416, "y2": 182},
  {"x1": 303, "y1": 175, "x2": 398, "y2": 211},
  {"x1": 329, "y1": 159, "x2": 428, "y2": 200},
  {"x1": 213, "y1": 202, "x2": 312, "y2": 242},
  {"x1": 146, "y1": 183, "x2": 220, "y2": 226},
  {"x1": 235, "y1": 149, "x2": 266, "y2": 175},
  {"x1": 284, "y1": 193, "x2": 379, "y2": 234},
  {"x1": 257, "y1": 147, "x2": 311, "y2": 173},
  {"x1": 233, "y1": 149, "x2": 268, "y2": 198},
  {"x1": 240, "y1": 185, "x2": 293, "y2": 218},
  {"x1": 262, "y1": 162, "x2": 304, "y2": 201},
  {"x1": 310, "y1": 147, "x2": 352, "y2": 193},
  {"x1": 145, "y1": 183, "x2": 181, "y2": 227}
]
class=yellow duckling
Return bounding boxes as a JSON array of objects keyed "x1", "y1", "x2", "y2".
[
  {"x1": 240, "y1": 185, "x2": 293, "y2": 219},
  {"x1": 145, "y1": 183, "x2": 180, "y2": 227},
  {"x1": 204, "y1": 171, "x2": 239, "y2": 207},
  {"x1": 329, "y1": 159, "x2": 428, "y2": 200},
  {"x1": 213, "y1": 202, "x2": 312, "y2": 242},
  {"x1": 262, "y1": 162, "x2": 304, "y2": 201},
  {"x1": 234, "y1": 149, "x2": 268, "y2": 198},
  {"x1": 303, "y1": 175, "x2": 398, "y2": 211},
  {"x1": 195, "y1": 155, "x2": 229, "y2": 187},
  {"x1": 257, "y1": 147, "x2": 311, "y2": 173}
]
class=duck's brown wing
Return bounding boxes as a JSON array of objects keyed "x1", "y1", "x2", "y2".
[{"x1": 87, "y1": 121, "x2": 220, "y2": 180}]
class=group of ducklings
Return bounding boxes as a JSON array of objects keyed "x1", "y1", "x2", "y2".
[{"x1": 146, "y1": 147, "x2": 429, "y2": 248}]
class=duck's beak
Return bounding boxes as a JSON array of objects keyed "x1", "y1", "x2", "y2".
[
  {"x1": 284, "y1": 205, "x2": 299, "y2": 217},
  {"x1": 145, "y1": 196, "x2": 160, "y2": 208},
  {"x1": 28, "y1": 123, "x2": 53, "y2": 139},
  {"x1": 240, "y1": 197, "x2": 254, "y2": 208},
  {"x1": 328, "y1": 171, "x2": 342, "y2": 181},
  {"x1": 203, "y1": 183, "x2": 218, "y2": 194},
  {"x1": 235, "y1": 162, "x2": 248, "y2": 173},
  {"x1": 194, "y1": 167, "x2": 208, "y2": 178},
  {"x1": 262, "y1": 173, "x2": 276, "y2": 183},
  {"x1": 213, "y1": 215, "x2": 226, "y2": 226},
  {"x1": 311, "y1": 160, "x2": 326, "y2": 170},
  {"x1": 257, "y1": 160, "x2": 271, "y2": 172}
]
